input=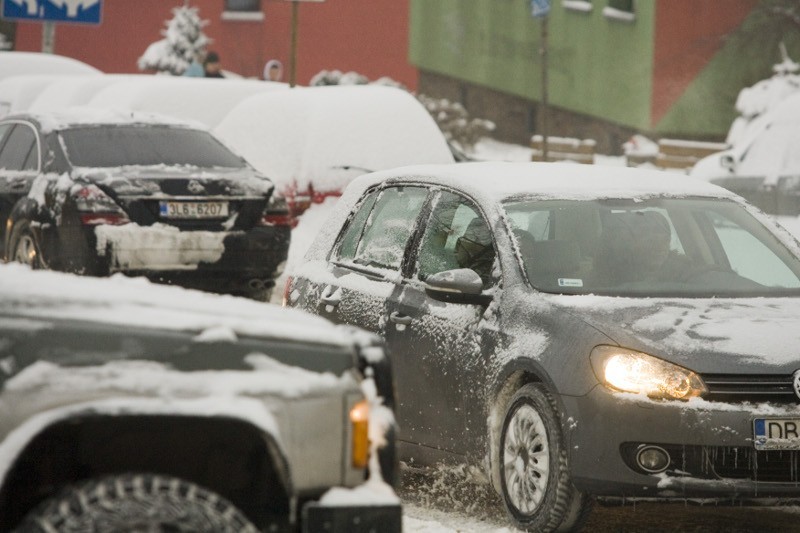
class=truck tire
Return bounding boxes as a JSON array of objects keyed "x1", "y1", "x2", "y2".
[{"x1": 19, "y1": 473, "x2": 259, "y2": 533}]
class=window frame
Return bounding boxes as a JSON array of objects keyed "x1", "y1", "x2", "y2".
[
  {"x1": 222, "y1": 0, "x2": 264, "y2": 21},
  {"x1": 408, "y1": 187, "x2": 501, "y2": 289},
  {"x1": 0, "y1": 121, "x2": 41, "y2": 173},
  {"x1": 331, "y1": 184, "x2": 432, "y2": 277}
]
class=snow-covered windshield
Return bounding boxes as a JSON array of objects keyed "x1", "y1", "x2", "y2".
[
  {"x1": 504, "y1": 197, "x2": 800, "y2": 298},
  {"x1": 60, "y1": 126, "x2": 247, "y2": 169}
]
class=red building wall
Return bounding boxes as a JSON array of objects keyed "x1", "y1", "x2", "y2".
[
  {"x1": 652, "y1": 0, "x2": 758, "y2": 125},
  {"x1": 11, "y1": 0, "x2": 417, "y2": 89}
]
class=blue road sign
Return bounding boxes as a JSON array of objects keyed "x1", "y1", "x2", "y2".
[
  {"x1": 530, "y1": 0, "x2": 550, "y2": 18},
  {"x1": 2, "y1": 0, "x2": 102, "y2": 25}
]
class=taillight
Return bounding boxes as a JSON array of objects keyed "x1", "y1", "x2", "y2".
[
  {"x1": 259, "y1": 213, "x2": 295, "y2": 227},
  {"x1": 73, "y1": 185, "x2": 129, "y2": 226},
  {"x1": 349, "y1": 399, "x2": 370, "y2": 469},
  {"x1": 79, "y1": 214, "x2": 130, "y2": 226},
  {"x1": 281, "y1": 275, "x2": 293, "y2": 307}
]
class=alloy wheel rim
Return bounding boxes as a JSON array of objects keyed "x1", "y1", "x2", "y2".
[
  {"x1": 503, "y1": 403, "x2": 550, "y2": 516},
  {"x1": 14, "y1": 234, "x2": 38, "y2": 268}
]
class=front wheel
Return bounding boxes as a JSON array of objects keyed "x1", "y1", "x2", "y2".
[
  {"x1": 499, "y1": 384, "x2": 592, "y2": 532},
  {"x1": 19, "y1": 473, "x2": 259, "y2": 533}
]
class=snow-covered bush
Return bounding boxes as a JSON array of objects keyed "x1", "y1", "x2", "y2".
[
  {"x1": 138, "y1": 3, "x2": 210, "y2": 76},
  {"x1": 416, "y1": 94, "x2": 495, "y2": 151},
  {"x1": 728, "y1": 43, "x2": 800, "y2": 146},
  {"x1": 0, "y1": 32, "x2": 11, "y2": 51},
  {"x1": 310, "y1": 69, "x2": 494, "y2": 150}
]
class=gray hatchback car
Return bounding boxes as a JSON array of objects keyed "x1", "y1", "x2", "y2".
[{"x1": 288, "y1": 162, "x2": 800, "y2": 532}]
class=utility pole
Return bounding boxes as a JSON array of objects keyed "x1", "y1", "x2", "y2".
[
  {"x1": 285, "y1": 0, "x2": 325, "y2": 88},
  {"x1": 289, "y1": 0, "x2": 299, "y2": 87}
]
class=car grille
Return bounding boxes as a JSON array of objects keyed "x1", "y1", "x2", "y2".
[{"x1": 701, "y1": 374, "x2": 798, "y2": 404}]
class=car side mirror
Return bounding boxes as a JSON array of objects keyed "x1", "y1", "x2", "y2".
[
  {"x1": 720, "y1": 154, "x2": 736, "y2": 173},
  {"x1": 424, "y1": 268, "x2": 492, "y2": 305}
]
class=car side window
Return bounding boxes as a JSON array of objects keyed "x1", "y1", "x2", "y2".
[
  {"x1": 0, "y1": 124, "x2": 12, "y2": 149},
  {"x1": 351, "y1": 186, "x2": 428, "y2": 271},
  {"x1": 416, "y1": 191, "x2": 496, "y2": 287},
  {"x1": 337, "y1": 190, "x2": 379, "y2": 261},
  {"x1": 0, "y1": 124, "x2": 38, "y2": 172}
]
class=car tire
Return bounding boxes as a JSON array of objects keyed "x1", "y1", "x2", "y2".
[
  {"x1": 8, "y1": 220, "x2": 44, "y2": 269},
  {"x1": 19, "y1": 473, "x2": 259, "y2": 533},
  {"x1": 498, "y1": 383, "x2": 592, "y2": 532}
]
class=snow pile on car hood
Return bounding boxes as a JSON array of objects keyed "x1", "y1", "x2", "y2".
[
  {"x1": 0, "y1": 263, "x2": 354, "y2": 347},
  {"x1": 550, "y1": 294, "x2": 800, "y2": 372}
]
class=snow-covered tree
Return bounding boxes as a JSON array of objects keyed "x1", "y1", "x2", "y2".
[
  {"x1": 310, "y1": 69, "x2": 494, "y2": 150},
  {"x1": 137, "y1": 2, "x2": 210, "y2": 76}
]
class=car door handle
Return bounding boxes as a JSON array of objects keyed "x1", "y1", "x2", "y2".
[
  {"x1": 321, "y1": 286, "x2": 341, "y2": 307},
  {"x1": 389, "y1": 312, "x2": 412, "y2": 326}
]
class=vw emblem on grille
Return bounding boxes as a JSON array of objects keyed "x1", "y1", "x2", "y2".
[
  {"x1": 187, "y1": 180, "x2": 205, "y2": 194},
  {"x1": 794, "y1": 370, "x2": 800, "y2": 400}
]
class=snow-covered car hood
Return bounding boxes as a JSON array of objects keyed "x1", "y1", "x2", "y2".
[
  {"x1": 74, "y1": 165, "x2": 274, "y2": 198},
  {"x1": 549, "y1": 294, "x2": 800, "y2": 373}
]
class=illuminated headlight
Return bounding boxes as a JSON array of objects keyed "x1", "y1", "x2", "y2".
[{"x1": 590, "y1": 346, "x2": 707, "y2": 400}]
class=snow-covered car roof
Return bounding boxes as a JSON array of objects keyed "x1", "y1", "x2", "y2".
[
  {"x1": 27, "y1": 74, "x2": 151, "y2": 113},
  {"x1": 0, "y1": 75, "x2": 99, "y2": 119},
  {"x1": 10, "y1": 107, "x2": 207, "y2": 133},
  {"x1": 213, "y1": 85, "x2": 455, "y2": 192},
  {"x1": 0, "y1": 264, "x2": 358, "y2": 348},
  {"x1": 0, "y1": 51, "x2": 100, "y2": 82},
  {"x1": 86, "y1": 76, "x2": 288, "y2": 129},
  {"x1": 358, "y1": 161, "x2": 739, "y2": 202}
]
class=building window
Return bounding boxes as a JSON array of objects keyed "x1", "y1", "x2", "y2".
[
  {"x1": 563, "y1": 0, "x2": 593, "y2": 13},
  {"x1": 225, "y1": 0, "x2": 260, "y2": 11},
  {"x1": 222, "y1": 0, "x2": 264, "y2": 21},
  {"x1": 603, "y1": 0, "x2": 635, "y2": 22}
]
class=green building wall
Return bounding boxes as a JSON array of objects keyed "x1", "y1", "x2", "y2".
[{"x1": 409, "y1": 0, "x2": 656, "y2": 132}]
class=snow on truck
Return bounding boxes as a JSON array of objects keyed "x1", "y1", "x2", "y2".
[{"x1": 0, "y1": 264, "x2": 400, "y2": 532}]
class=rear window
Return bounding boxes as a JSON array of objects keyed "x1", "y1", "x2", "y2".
[{"x1": 60, "y1": 126, "x2": 247, "y2": 169}]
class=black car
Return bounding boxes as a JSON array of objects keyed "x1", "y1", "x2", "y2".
[{"x1": 0, "y1": 111, "x2": 290, "y2": 299}]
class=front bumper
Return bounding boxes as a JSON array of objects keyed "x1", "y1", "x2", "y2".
[
  {"x1": 302, "y1": 502, "x2": 402, "y2": 533},
  {"x1": 564, "y1": 385, "x2": 800, "y2": 499}
]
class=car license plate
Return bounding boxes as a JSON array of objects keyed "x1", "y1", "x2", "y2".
[
  {"x1": 159, "y1": 201, "x2": 228, "y2": 219},
  {"x1": 754, "y1": 418, "x2": 800, "y2": 450}
]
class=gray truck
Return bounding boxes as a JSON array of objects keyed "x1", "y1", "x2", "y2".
[{"x1": 0, "y1": 264, "x2": 399, "y2": 532}]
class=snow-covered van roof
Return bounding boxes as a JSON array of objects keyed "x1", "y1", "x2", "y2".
[
  {"x1": 87, "y1": 76, "x2": 288, "y2": 129},
  {"x1": 356, "y1": 162, "x2": 739, "y2": 202},
  {"x1": 0, "y1": 51, "x2": 100, "y2": 82},
  {"x1": 0, "y1": 264, "x2": 357, "y2": 348},
  {"x1": 17, "y1": 107, "x2": 206, "y2": 133},
  {"x1": 213, "y1": 85, "x2": 455, "y2": 192}
]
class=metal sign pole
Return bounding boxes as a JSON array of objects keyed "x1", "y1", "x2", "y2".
[
  {"x1": 540, "y1": 15, "x2": 549, "y2": 161},
  {"x1": 289, "y1": 0, "x2": 299, "y2": 87},
  {"x1": 42, "y1": 21, "x2": 55, "y2": 53},
  {"x1": 530, "y1": 0, "x2": 550, "y2": 161}
]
